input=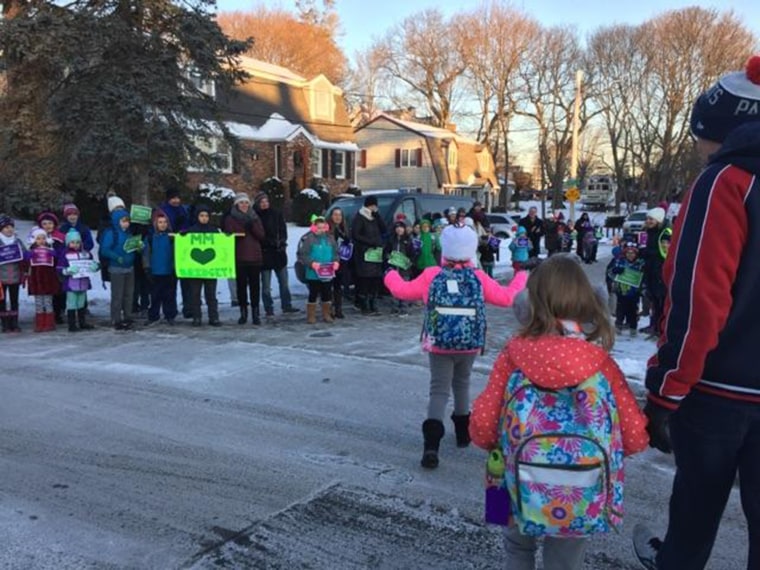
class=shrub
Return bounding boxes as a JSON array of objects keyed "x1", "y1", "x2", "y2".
[{"x1": 291, "y1": 188, "x2": 324, "y2": 227}]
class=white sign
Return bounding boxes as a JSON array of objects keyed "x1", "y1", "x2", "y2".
[{"x1": 68, "y1": 259, "x2": 97, "y2": 277}]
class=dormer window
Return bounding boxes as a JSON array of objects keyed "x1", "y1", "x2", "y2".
[
  {"x1": 309, "y1": 77, "x2": 335, "y2": 122},
  {"x1": 187, "y1": 135, "x2": 232, "y2": 173},
  {"x1": 447, "y1": 142, "x2": 458, "y2": 168}
]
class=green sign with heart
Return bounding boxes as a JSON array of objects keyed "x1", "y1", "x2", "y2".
[{"x1": 175, "y1": 233, "x2": 236, "y2": 279}]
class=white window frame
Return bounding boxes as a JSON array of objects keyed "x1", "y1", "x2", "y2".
[
  {"x1": 334, "y1": 150, "x2": 346, "y2": 179},
  {"x1": 187, "y1": 135, "x2": 232, "y2": 174},
  {"x1": 447, "y1": 142, "x2": 458, "y2": 168},
  {"x1": 400, "y1": 148, "x2": 419, "y2": 168},
  {"x1": 187, "y1": 68, "x2": 216, "y2": 99},
  {"x1": 312, "y1": 147, "x2": 323, "y2": 178}
]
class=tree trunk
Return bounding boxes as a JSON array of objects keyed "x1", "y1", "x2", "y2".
[{"x1": 131, "y1": 164, "x2": 150, "y2": 205}]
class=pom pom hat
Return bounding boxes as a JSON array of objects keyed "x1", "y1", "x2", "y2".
[
  {"x1": 233, "y1": 192, "x2": 251, "y2": 206},
  {"x1": 690, "y1": 55, "x2": 760, "y2": 143},
  {"x1": 108, "y1": 196, "x2": 126, "y2": 213},
  {"x1": 647, "y1": 207, "x2": 666, "y2": 224},
  {"x1": 440, "y1": 224, "x2": 478, "y2": 262},
  {"x1": 65, "y1": 229, "x2": 82, "y2": 246},
  {"x1": 0, "y1": 214, "x2": 13, "y2": 229},
  {"x1": 63, "y1": 203, "x2": 79, "y2": 217}
]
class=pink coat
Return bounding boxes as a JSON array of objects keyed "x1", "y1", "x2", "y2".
[{"x1": 384, "y1": 265, "x2": 529, "y2": 353}]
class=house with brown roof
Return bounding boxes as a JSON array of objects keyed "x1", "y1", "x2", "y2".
[
  {"x1": 186, "y1": 57, "x2": 359, "y2": 201},
  {"x1": 354, "y1": 114, "x2": 499, "y2": 208}
]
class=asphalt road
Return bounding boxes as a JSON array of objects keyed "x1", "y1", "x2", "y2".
[{"x1": 0, "y1": 261, "x2": 749, "y2": 569}]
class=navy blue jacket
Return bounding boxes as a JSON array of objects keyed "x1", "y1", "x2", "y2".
[
  {"x1": 59, "y1": 220, "x2": 95, "y2": 252},
  {"x1": 646, "y1": 123, "x2": 760, "y2": 408},
  {"x1": 143, "y1": 231, "x2": 174, "y2": 276}
]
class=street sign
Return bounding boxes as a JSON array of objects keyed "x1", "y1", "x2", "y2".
[
  {"x1": 565, "y1": 188, "x2": 581, "y2": 202},
  {"x1": 563, "y1": 178, "x2": 578, "y2": 189}
]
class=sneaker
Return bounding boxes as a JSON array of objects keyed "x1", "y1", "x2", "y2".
[
  {"x1": 166, "y1": 319, "x2": 175, "y2": 326},
  {"x1": 615, "y1": 324, "x2": 624, "y2": 334},
  {"x1": 632, "y1": 524, "x2": 662, "y2": 569},
  {"x1": 191, "y1": 318, "x2": 201, "y2": 327},
  {"x1": 282, "y1": 306, "x2": 300, "y2": 314},
  {"x1": 265, "y1": 309, "x2": 275, "y2": 317},
  {"x1": 630, "y1": 329, "x2": 638, "y2": 338},
  {"x1": 114, "y1": 321, "x2": 131, "y2": 331},
  {"x1": 639, "y1": 325, "x2": 654, "y2": 334},
  {"x1": 209, "y1": 320, "x2": 222, "y2": 327}
]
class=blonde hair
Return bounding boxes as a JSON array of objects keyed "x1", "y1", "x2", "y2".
[{"x1": 519, "y1": 254, "x2": 614, "y2": 350}]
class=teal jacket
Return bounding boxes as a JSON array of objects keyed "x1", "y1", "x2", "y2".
[
  {"x1": 298, "y1": 231, "x2": 338, "y2": 281},
  {"x1": 99, "y1": 210, "x2": 136, "y2": 269}
]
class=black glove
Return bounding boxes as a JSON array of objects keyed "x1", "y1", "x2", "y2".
[{"x1": 644, "y1": 400, "x2": 673, "y2": 454}]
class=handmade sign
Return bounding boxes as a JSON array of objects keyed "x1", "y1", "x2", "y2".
[
  {"x1": 0, "y1": 242, "x2": 23, "y2": 265},
  {"x1": 30, "y1": 247, "x2": 55, "y2": 267},
  {"x1": 338, "y1": 242, "x2": 354, "y2": 261},
  {"x1": 516, "y1": 237, "x2": 531, "y2": 248},
  {"x1": 487, "y1": 235, "x2": 501, "y2": 250},
  {"x1": 316, "y1": 263, "x2": 336, "y2": 281},
  {"x1": 614, "y1": 267, "x2": 643, "y2": 288},
  {"x1": 123, "y1": 235, "x2": 143, "y2": 253},
  {"x1": 364, "y1": 247, "x2": 383, "y2": 263},
  {"x1": 129, "y1": 205, "x2": 153, "y2": 225},
  {"x1": 388, "y1": 250, "x2": 412, "y2": 270},
  {"x1": 68, "y1": 259, "x2": 97, "y2": 277},
  {"x1": 175, "y1": 233, "x2": 235, "y2": 279}
]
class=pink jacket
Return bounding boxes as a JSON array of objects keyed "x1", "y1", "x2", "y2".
[{"x1": 384, "y1": 265, "x2": 529, "y2": 353}]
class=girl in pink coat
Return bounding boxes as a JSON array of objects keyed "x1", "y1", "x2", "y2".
[{"x1": 384, "y1": 223, "x2": 528, "y2": 469}]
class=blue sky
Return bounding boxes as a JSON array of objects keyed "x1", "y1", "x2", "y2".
[{"x1": 215, "y1": 0, "x2": 759, "y2": 57}]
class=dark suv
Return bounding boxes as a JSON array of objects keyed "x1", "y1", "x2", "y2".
[{"x1": 327, "y1": 190, "x2": 475, "y2": 230}]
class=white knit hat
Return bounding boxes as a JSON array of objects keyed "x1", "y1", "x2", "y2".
[
  {"x1": 646, "y1": 207, "x2": 665, "y2": 224},
  {"x1": 28, "y1": 226, "x2": 48, "y2": 245},
  {"x1": 234, "y1": 192, "x2": 251, "y2": 206},
  {"x1": 440, "y1": 224, "x2": 478, "y2": 262},
  {"x1": 108, "y1": 196, "x2": 126, "y2": 213}
]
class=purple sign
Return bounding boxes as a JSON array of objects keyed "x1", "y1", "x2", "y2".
[
  {"x1": 30, "y1": 247, "x2": 55, "y2": 267},
  {"x1": 316, "y1": 263, "x2": 336, "y2": 280},
  {"x1": 0, "y1": 242, "x2": 23, "y2": 265}
]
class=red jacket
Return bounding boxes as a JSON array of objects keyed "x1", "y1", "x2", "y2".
[
  {"x1": 223, "y1": 214, "x2": 265, "y2": 265},
  {"x1": 470, "y1": 335, "x2": 649, "y2": 457}
]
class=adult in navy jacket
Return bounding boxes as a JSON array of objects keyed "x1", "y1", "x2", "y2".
[
  {"x1": 159, "y1": 185, "x2": 191, "y2": 317},
  {"x1": 633, "y1": 56, "x2": 760, "y2": 570}
]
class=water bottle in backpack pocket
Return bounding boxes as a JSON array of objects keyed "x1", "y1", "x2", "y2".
[
  {"x1": 422, "y1": 266, "x2": 486, "y2": 352},
  {"x1": 488, "y1": 369, "x2": 625, "y2": 536}
]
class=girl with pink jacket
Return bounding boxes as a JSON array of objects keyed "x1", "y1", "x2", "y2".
[{"x1": 384, "y1": 224, "x2": 528, "y2": 469}]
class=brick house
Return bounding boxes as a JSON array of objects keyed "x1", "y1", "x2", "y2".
[
  {"x1": 186, "y1": 57, "x2": 359, "y2": 202},
  {"x1": 354, "y1": 113, "x2": 500, "y2": 209}
]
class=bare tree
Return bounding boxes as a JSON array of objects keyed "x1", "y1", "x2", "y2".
[
  {"x1": 459, "y1": 1, "x2": 539, "y2": 207},
  {"x1": 371, "y1": 9, "x2": 467, "y2": 127},
  {"x1": 345, "y1": 47, "x2": 385, "y2": 126}
]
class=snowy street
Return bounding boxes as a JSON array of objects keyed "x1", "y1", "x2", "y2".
[{"x1": 0, "y1": 258, "x2": 749, "y2": 569}]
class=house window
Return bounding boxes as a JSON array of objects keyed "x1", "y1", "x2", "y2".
[
  {"x1": 187, "y1": 135, "x2": 232, "y2": 173},
  {"x1": 400, "y1": 149, "x2": 419, "y2": 168},
  {"x1": 274, "y1": 144, "x2": 282, "y2": 178},
  {"x1": 447, "y1": 143, "x2": 458, "y2": 168},
  {"x1": 311, "y1": 147, "x2": 322, "y2": 177},
  {"x1": 334, "y1": 150, "x2": 346, "y2": 179},
  {"x1": 477, "y1": 151, "x2": 490, "y2": 173},
  {"x1": 311, "y1": 88, "x2": 332, "y2": 121},
  {"x1": 187, "y1": 68, "x2": 216, "y2": 99}
]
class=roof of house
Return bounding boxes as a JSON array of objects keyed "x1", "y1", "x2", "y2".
[
  {"x1": 216, "y1": 57, "x2": 355, "y2": 147},
  {"x1": 356, "y1": 113, "x2": 498, "y2": 188}
]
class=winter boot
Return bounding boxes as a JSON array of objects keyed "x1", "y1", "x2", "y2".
[
  {"x1": 0, "y1": 316, "x2": 8, "y2": 333},
  {"x1": 333, "y1": 291, "x2": 344, "y2": 319},
  {"x1": 421, "y1": 419, "x2": 445, "y2": 469},
  {"x1": 237, "y1": 304, "x2": 248, "y2": 325},
  {"x1": 321, "y1": 302, "x2": 334, "y2": 323},
  {"x1": 44, "y1": 312, "x2": 56, "y2": 331},
  {"x1": 34, "y1": 313, "x2": 45, "y2": 333},
  {"x1": 67, "y1": 310, "x2": 80, "y2": 332},
  {"x1": 77, "y1": 309, "x2": 94, "y2": 330},
  {"x1": 451, "y1": 413, "x2": 471, "y2": 448},
  {"x1": 306, "y1": 302, "x2": 317, "y2": 325},
  {"x1": 8, "y1": 315, "x2": 21, "y2": 333},
  {"x1": 251, "y1": 307, "x2": 261, "y2": 326},
  {"x1": 357, "y1": 295, "x2": 371, "y2": 315},
  {"x1": 368, "y1": 295, "x2": 380, "y2": 316}
]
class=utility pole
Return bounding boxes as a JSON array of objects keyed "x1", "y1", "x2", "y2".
[{"x1": 569, "y1": 69, "x2": 583, "y2": 222}]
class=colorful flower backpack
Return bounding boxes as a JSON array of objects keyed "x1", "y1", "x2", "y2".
[{"x1": 485, "y1": 369, "x2": 625, "y2": 536}]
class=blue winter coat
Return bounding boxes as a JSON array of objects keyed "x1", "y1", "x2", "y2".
[
  {"x1": 99, "y1": 210, "x2": 136, "y2": 269},
  {"x1": 143, "y1": 230, "x2": 174, "y2": 276},
  {"x1": 59, "y1": 220, "x2": 95, "y2": 252}
]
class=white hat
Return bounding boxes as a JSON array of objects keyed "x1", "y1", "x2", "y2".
[
  {"x1": 108, "y1": 196, "x2": 126, "y2": 213},
  {"x1": 440, "y1": 224, "x2": 478, "y2": 262},
  {"x1": 646, "y1": 207, "x2": 665, "y2": 224},
  {"x1": 28, "y1": 226, "x2": 48, "y2": 245},
  {"x1": 234, "y1": 192, "x2": 251, "y2": 206}
]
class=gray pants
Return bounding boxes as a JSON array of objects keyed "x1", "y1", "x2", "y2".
[
  {"x1": 261, "y1": 266, "x2": 293, "y2": 312},
  {"x1": 110, "y1": 270, "x2": 134, "y2": 324},
  {"x1": 427, "y1": 352, "x2": 477, "y2": 420},
  {"x1": 504, "y1": 526, "x2": 588, "y2": 570},
  {"x1": 227, "y1": 279, "x2": 238, "y2": 304}
]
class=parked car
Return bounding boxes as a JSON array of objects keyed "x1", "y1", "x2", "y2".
[
  {"x1": 486, "y1": 213, "x2": 520, "y2": 239},
  {"x1": 326, "y1": 190, "x2": 475, "y2": 231},
  {"x1": 622, "y1": 211, "x2": 648, "y2": 233}
]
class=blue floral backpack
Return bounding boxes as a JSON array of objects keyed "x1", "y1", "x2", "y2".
[
  {"x1": 423, "y1": 265, "x2": 486, "y2": 352},
  {"x1": 485, "y1": 369, "x2": 625, "y2": 536}
]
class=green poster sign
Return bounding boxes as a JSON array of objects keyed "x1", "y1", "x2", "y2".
[
  {"x1": 123, "y1": 235, "x2": 143, "y2": 253},
  {"x1": 175, "y1": 233, "x2": 236, "y2": 279},
  {"x1": 614, "y1": 267, "x2": 643, "y2": 288},
  {"x1": 130, "y1": 204, "x2": 152, "y2": 224}
]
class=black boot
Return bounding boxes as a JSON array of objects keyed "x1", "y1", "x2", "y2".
[
  {"x1": 451, "y1": 413, "x2": 471, "y2": 448},
  {"x1": 251, "y1": 306, "x2": 261, "y2": 326},
  {"x1": 333, "y1": 290, "x2": 344, "y2": 319},
  {"x1": 421, "y1": 419, "x2": 445, "y2": 469},
  {"x1": 67, "y1": 310, "x2": 80, "y2": 332},
  {"x1": 238, "y1": 304, "x2": 248, "y2": 325},
  {"x1": 77, "y1": 308, "x2": 94, "y2": 330},
  {"x1": 368, "y1": 295, "x2": 380, "y2": 316},
  {"x1": 0, "y1": 316, "x2": 8, "y2": 333},
  {"x1": 9, "y1": 315, "x2": 21, "y2": 332},
  {"x1": 358, "y1": 295, "x2": 371, "y2": 315}
]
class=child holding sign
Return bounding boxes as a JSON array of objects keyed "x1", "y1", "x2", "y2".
[
  {"x1": 99, "y1": 209, "x2": 142, "y2": 330},
  {"x1": 385, "y1": 220, "x2": 416, "y2": 315},
  {"x1": 297, "y1": 215, "x2": 339, "y2": 324},
  {"x1": 186, "y1": 205, "x2": 222, "y2": 327},
  {"x1": 608, "y1": 242, "x2": 646, "y2": 337},
  {"x1": 58, "y1": 229, "x2": 98, "y2": 332},
  {"x1": 0, "y1": 215, "x2": 26, "y2": 333},
  {"x1": 27, "y1": 227, "x2": 58, "y2": 332}
]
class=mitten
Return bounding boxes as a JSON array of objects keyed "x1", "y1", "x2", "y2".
[{"x1": 644, "y1": 400, "x2": 673, "y2": 454}]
